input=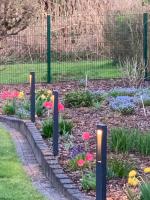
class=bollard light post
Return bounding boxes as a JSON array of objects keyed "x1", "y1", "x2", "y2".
[
  {"x1": 96, "y1": 124, "x2": 107, "y2": 200},
  {"x1": 29, "y1": 72, "x2": 35, "y2": 123},
  {"x1": 53, "y1": 90, "x2": 59, "y2": 156}
]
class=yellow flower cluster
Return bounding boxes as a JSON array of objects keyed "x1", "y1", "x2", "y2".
[
  {"x1": 128, "y1": 170, "x2": 139, "y2": 187},
  {"x1": 128, "y1": 167, "x2": 150, "y2": 187}
]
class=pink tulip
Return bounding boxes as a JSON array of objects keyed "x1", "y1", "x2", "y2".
[
  {"x1": 0, "y1": 91, "x2": 19, "y2": 100},
  {"x1": 58, "y1": 102, "x2": 64, "y2": 111},
  {"x1": 43, "y1": 101, "x2": 53, "y2": 109},
  {"x1": 85, "y1": 153, "x2": 94, "y2": 162},
  {"x1": 77, "y1": 159, "x2": 85, "y2": 167},
  {"x1": 82, "y1": 132, "x2": 91, "y2": 141}
]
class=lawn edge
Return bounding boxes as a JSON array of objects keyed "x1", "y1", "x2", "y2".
[{"x1": 0, "y1": 115, "x2": 92, "y2": 200}]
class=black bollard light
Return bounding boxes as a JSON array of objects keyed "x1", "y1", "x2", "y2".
[
  {"x1": 96, "y1": 124, "x2": 107, "y2": 200},
  {"x1": 53, "y1": 90, "x2": 59, "y2": 156},
  {"x1": 29, "y1": 72, "x2": 35, "y2": 123}
]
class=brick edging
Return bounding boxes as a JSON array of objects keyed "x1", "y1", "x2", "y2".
[{"x1": 0, "y1": 116, "x2": 93, "y2": 200}]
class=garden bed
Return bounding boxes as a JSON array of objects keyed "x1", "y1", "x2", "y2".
[{"x1": 0, "y1": 79, "x2": 150, "y2": 200}]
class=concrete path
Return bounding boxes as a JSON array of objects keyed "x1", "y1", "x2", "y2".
[{"x1": 0, "y1": 123, "x2": 68, "y2": 200}]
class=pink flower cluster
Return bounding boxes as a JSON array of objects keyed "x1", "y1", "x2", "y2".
[
  {"x1": 77, "y1": 153, "x2": 94, "y2": 167},
  {"x1": 0, "y1": 91, "x2": 19, "y2": 100},
  {"x1": 43, "y1": 101, "x2": 64, "y2": 111},
  {"x1": 77, "y1": 132, "x2": 94, "y2": 168}
]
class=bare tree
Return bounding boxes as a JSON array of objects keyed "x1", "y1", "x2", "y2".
[{"x1": 0, "y1": 0, "x2": 38, "y2": 40}]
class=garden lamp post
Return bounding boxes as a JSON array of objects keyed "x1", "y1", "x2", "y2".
[
  {"x1": 53, "y1": 90, "x2": 59, "y2": 156},
  {"x1": 96, "y1": 124, "x2": 107, "y2": 200},
  {"x1": 29, "y1": 72, "x2": 35, "y2": 123}
]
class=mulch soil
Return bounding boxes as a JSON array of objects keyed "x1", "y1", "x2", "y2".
[{"x1": 1, "y1": 79, "x2": 150, "y2": 200}]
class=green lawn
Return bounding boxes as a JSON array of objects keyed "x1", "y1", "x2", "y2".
[
  {"x1": 0, "y1": 126, "x2": 46, "y2": 200},
  {"x1": 0, "y1": 60, "x2": 120, "y2": 84}
]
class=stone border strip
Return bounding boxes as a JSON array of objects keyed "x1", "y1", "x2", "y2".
[{"x1": 0, "y1": 116, "x2": 93, "y2": 200}]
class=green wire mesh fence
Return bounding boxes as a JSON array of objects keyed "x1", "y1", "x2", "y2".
[{"x1": 0, "y1": 13, "x2": 149, "y2": 84}]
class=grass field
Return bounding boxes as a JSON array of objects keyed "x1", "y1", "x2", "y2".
[
  {"x1": 0, "y1": 60, "x2": 120, "y2": 84},
  {"x1": 0, "y1": 126, "x2": 46, "y2": 200}
]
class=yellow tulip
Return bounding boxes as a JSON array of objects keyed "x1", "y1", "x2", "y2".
[
  {"x1": 18, "y1": 91, "x2": 24, "y2": 99},
  {"x1": 144, "y1": 167, "x2": 150, "y2": 173},
  {"x1": 128, "y1": 177, "x2": 139, "y2": 187},
  {"x1": 128, "y1": 170, "x2": 137, "y2": 177},
  {"x1": 47, "y1": 90, "x2": 52, "y2": 96},
  {"x1": 51, "y1": 95, "x2": 55, "y2": 103}
]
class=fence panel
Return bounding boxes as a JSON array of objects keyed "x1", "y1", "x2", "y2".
[
  {"x1": 50, "y1": 13, "x2": 145, "y2": 82},
  {"x1": 0, "y1": 13, "x2": 149, "y2": 84},
  {"x1": 0, "y1": 17, "x2": 47, "y2": 84}
]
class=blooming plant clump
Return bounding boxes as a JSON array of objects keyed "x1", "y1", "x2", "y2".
[
  {"x1": 0, "y1": 91, "x2": 25, "y2": 115},
  {"x1": 109, "y1": 96, "x2": 136, "y2": 115},
  {"x1": 68, "y1": 131, "x2": 94, "y2": 172},
  {"x1": 125, "y1": 167, "x2": 150, "y2": 200}
]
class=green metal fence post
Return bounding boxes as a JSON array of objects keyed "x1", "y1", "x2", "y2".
[
  {"x1": 47, "y1": 15, "x2": 51, "y2": 83},
  {"x1": 143, "y1": 13, "x2": 148, "y2": 80}
]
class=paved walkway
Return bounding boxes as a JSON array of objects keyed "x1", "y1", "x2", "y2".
[{"x1": 0, "y1": 123, "x2": 68, "y2": 200}]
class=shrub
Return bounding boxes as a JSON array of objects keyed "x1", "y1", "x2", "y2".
[
  {"x1": 109, "y1": 96, "x2": 136, "y2": 115},
  {"x1": 42, "y1": 118, "x2": 73, "y2": 138},
  {"x1": 64, "y1": 90, "x2": 104, "y2": 108},
  {"x1": 64, "y1": 90, "x2": 94, "y2": 108},
  {"x1": 2, "y1": 103, "x2": 15, "y2": 115},
  {"x1": 109, "y1": 128, "x2": 150, "y2": 155},
  {"x1": 104, "y1": 14, "x2": 143, "y2": 63}
]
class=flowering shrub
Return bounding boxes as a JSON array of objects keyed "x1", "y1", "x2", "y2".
[{"x1": 109, "y1": 96, "x2": 136, "y2": 115}]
